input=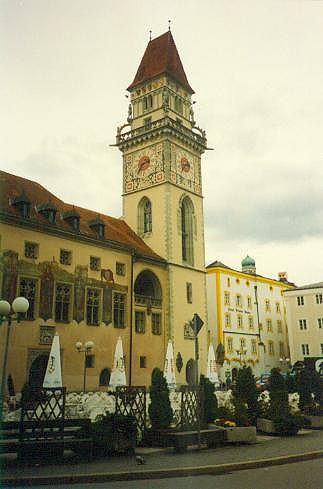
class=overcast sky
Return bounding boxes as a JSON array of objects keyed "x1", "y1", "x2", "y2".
[{"x1": 1, "y1": 0, "x2": 323, "y2": 286}]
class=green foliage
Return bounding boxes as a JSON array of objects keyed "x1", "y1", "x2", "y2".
[
  {"x1": 232, "y1": 366, "x2": 259, "y2": 424},
  {"x1": 268, "y1": 368, "x2": 286, "y2": 394},
  {"x1": 296, "y1": 368, "x2": 313, "y2": 411},
  {"x1": 273, "y1": 414, "x2": 309, "y2": 436},
  {"x1": 199, "y1": 374, "x2": 218, "y2": 423},
  {"x1": 148, "y1": 368, "x2": 173, "y2": 431},
  {"x1": 285, "y1": 373, "x2": 297, "y2": 393},
  {"x1": 21, "y1": 383, "x2": 47, "y2": 406},
  {"x1": 81, "y1": 413, "x2": 137, "y2": 456}
]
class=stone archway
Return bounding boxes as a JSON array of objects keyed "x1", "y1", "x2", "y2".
[{"x1": 28, "y1": 353, "x2": 49, "y2": 387}]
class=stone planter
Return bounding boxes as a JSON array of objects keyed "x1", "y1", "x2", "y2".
[
  {"x1": 257, "y1": 418, "x2": 277, "y2": 434},
  {"x1": 257, "y1": 417, "x2": 299, "y2": 436},
  {"x1": 224, "y1": 426, "x2": 257, "y2": 444}
]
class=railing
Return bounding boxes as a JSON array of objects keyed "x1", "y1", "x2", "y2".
[
  {"x1": 117, "y1": 116, "x2": 206, "y2": 147},
  {"x1": 134, "y1": 294, "x2": 162, "y2": 308}
]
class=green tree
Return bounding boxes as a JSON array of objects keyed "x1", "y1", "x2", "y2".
[
  {"x1": 199, "y1": 374, "x2": 218, "y2": 423},
  {"x1": 233, "y1": 366, "x2": 259, "y2": 424},
  {"x1": 148, "y1": 368, "x2": 173, "y2": 431}
]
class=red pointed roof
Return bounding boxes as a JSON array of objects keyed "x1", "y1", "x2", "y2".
[{"x1": 127, "y1": 31, "x2": 194, "y2": 94}]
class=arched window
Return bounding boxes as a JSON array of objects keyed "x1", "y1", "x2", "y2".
[
  {"x1": 181, "y1": 196, "x2": 194, "y2": 265},
  {"x1": 138, "y1": 197, "x2": 152, "y2": 235}
]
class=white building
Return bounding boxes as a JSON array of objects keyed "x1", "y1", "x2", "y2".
[
  {"x1": 283, "y1": 282, "x2": 323, "y2": 372},
  {"x1": 207, "y1": 257, "x2": 294, "y2": 382}
]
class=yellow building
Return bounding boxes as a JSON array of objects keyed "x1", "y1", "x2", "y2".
[
  {"x1": 0, "y1": 30, "x2": 209, "y2": 393},
  {"x1": 206, "y1": 257, "x2": 295, "y2": 382}
]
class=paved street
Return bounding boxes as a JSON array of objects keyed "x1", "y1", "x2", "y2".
[{"x1": 4, "y1": 459, "x2": 323, "y2": 489}]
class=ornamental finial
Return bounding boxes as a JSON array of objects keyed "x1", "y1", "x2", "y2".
[
  {"x1": 149, "y1": 30, "x2": 152, "y2": 41},
  {"x1": 168, "y1": 20, "x2": 171, "y2": 31}
]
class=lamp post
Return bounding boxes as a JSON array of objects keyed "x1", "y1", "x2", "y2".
[
  {"x1": 0, "y1": 297, "x2": 29, "y2": 418},
  {"x1": 236, "y1": 348, "x2": 247, "y2": 364},
  {"x1": 279, "y1": 356, "x2": 291, "y2": 374},
  {"x1": 75, "y1": 341, "x2": 94, "y2": 392}
]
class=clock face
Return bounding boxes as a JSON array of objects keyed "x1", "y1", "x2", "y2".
[
  {"x1": 176, "y1": 149, "x2": 194, "y2": 179},
  {"x1": 124, "y1": 144, "x2": 164, "y2": 192}
]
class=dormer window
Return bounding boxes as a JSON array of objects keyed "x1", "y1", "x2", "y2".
[
  {"x1": 88, "y1": 218, "x2": 105, "y2": 238},
  {"x1": 62, "y1": 209, "x2": 80, "y2": 232},
  {"x1": 12, "y1": 192, "x2": 31, "y2": 219},
  {"x1": 38, "y1": 202, "x2": 57, "y2": 224}
]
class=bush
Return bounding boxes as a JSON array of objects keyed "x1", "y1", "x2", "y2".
[
  {"x1": 80, "y1": 413, "x2": 137, "y2": 456},
  {"x1": 296, "y1": 368, "x2": 314, "y2": 412},
  {"x1": 232, "y1": 366, "x2": 259, "y2": 425},
  {"x1": 200, "y1": 374, "x2": 218, "y2": 423},
  {"x1": 148, "y1": 368, "x2": 173, "y2": 431}
]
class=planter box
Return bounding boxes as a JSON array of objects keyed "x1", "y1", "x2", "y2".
[
  {"x1": 257, "y1": 418, "x2": 277, "y2": 434},
  {"x1": 257, "y1": 418, "x2": 299, "y2": 436},
  {"x1": 306, "y1": 415, "x2": 323, "y2": 430},
  {"x1": 224, "y1": 426, "x2": 256, "y2": 444}
]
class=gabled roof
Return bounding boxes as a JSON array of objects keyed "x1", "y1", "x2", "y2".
[
  {"x1": 127, "y1": 31, "x2": 194, "y2": 94},
  {"x1": 0, "y1": 170, "x2": 165, "y2": 263}
]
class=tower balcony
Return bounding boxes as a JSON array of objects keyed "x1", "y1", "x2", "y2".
[{"x1": 116, "y1": 116, "x2": 207, "y2": 152}]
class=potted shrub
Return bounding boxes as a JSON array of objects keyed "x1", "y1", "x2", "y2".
[
  {"x1": 78, "y1": 413, "x2": 137, "y2": 457},
  {"x1": 257, "y1": 368, "x2": 307, "y2": 436}
]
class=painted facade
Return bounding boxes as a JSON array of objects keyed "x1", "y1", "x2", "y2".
[
  {"x1": 283, "y1": 282, "x2": 323, "y2": 369},
  {"x1": 206, "y1": 259, "x2": 294, "y2": 381}
]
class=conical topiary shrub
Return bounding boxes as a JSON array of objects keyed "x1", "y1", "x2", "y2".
[
  {"x1": 148, "y1": 368, "x2": 173, "y2": 431},
  {"x1": 199, "y1": 374, "x2": 218, "y2": 424}
]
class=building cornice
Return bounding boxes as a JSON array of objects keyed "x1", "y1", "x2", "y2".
[{"x1": 207, "y1": 265, "x2": 295, "y2": 289}]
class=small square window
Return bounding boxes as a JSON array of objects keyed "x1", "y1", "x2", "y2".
[
  {"x1": 116, "y1": 262, "x2": 126, "y2": 276},
  {"x1": 24, "y1": 242, "x2": 39, "y2": 259},
  {"x1": 60, "y1": 249, "x2": 72, "y2": 265},
  {"x1": 140, "y1": 356, "x2": 147, "y2": 368},
  {"x1": 90, "y1": 256, "x2": 101, "y2": 271}
]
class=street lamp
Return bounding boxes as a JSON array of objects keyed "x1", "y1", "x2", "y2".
[
  {"x1": 0, "y1": 297, "x2": 29, "y2": 418},
  {"x1": 236, "y1": 348, "x2": 247, "y2": 364},
  {"x1": 75, "y1": 341, "x2": 94, "y2": 392},
  {"x1": 279, "y1": 356, "x2": 291, "y2": 373}
]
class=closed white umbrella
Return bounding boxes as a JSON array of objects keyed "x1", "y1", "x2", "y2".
[
  {"x1": 109, "y1": 336, "x2": 126, "y2": 388},
  {"x1": 163, "y1": 340, "x2": 176, "y2": 389},
  {"x1": 206, "y1": 344, "x2": 220, "y2": 387},
  {"x1": 43, "y1": 333, "x2": 62, "y2": 388}
]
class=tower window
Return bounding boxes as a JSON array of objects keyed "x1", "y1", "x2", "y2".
[
  {"x1": 143, "y1": 94, "x2": 153, "y2": 111},
  {"x1": 152, "y1": 313, "x2": 162, "y2": 335},
  {"x1": 138, "y1": 197, "x2": 152, "y2": 235},
  {"x1": 181, "y1": 196, "x2": 194, "y2": 265},
  {"x1": 297, "y1": 296, "x2": 304, "y2": 306},
  {"x1": 90, "y1": 256, "x2": 101, "y2": 271},
  {"x1": 140, "y1": 356, "x2": 147, "y2": 368}
]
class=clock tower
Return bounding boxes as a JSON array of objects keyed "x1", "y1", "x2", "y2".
[{"x1": 116, "y1": 30, "x2": 209, "y2": 383}]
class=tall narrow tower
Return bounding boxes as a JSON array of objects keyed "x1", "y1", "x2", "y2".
[{"x1": 116, "y1": 31, "x2": 208, "y2": 383}]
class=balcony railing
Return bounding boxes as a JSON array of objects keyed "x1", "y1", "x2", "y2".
[
  {"x1": 117, "y1": 116, "x2": 206, "y2": 147},
  {"x1": 134, "y1": 294, "x2": 162, "y2": 308}
]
